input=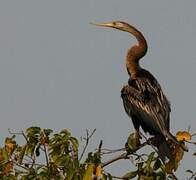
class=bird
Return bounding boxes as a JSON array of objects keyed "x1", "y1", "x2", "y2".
[{"x1": 91, "y1": 21, "x2": 182, "y2": 160}]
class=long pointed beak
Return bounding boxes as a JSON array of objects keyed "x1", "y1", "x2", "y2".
[{"x1": 90, "y1": 22, "x2": 114, "y2": 28}]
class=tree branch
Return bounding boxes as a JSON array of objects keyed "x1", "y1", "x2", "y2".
[
  {"x1": 79, "y1": 129, "x2": 96, "y2": 161},
  {"x1": 102, "y1": 152, "x2": 128, "y2": 168},
  {"x1": 43, "y1": 144, "x2": 49, "y2": 168},
  {"x1": 102, "y1": 140, "x2": 149, "y2": 168}
]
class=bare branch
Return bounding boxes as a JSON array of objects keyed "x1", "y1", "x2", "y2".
[
  {"x1": 188, "y1": 171, "x2": 196, "y2": 180},
  {"x1": 140, "y1": 132, "x2": 159, "y2": 155},
  {"x1": 43, "y1": 144, "x2": 49, "y2": 168},
  {"x1": 185, "y1": 140, "x2": 196, "y2": 145},
  {"x1": 110, "y1": 175, "x2": 126, "y2": 179},
  {"x1": 169, "y1": 173, "x2": 178, "y2": 180},
  {"x1": 79, "y1": 129, "x2": 96, "y2": 161},
  {"x1": 8, "y1": 129, "x2": 29, "y2": 143},
  {"x1": 102, "y1": 152, "x2": 128, "y2": 168},
  {"x1": 98, "y1": 140, "x2": 103, "y2": 153},
  {"x1": 102, "y1": 139, "x2": 149, "y2": 168},
  {"x1": 101, "y1": 148, "x2": 125, "y2": 155},
  {"x1": 191, "y1": 133, "x2": 196, "y2": 137}
]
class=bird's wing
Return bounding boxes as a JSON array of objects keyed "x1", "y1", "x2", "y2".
[{"x1": 121, "y1": 78, "x2": 171, "y2": 135}]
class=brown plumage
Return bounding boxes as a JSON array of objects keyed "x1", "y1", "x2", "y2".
[{"x1": 91, "y1": 21, "x2": 180, "y2": 160}]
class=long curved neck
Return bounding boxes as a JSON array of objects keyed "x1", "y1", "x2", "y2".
[{"x1": 125, "y1": 25, "x2": 148, "y2": 79}]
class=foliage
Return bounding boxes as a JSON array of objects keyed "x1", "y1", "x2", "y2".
[{"x1": 0, "y1": 127, "x2": 195, "y2": 179}]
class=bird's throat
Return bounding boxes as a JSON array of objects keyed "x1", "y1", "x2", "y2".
[{"x1": 126, "y1": 58, "x2": 140, "y2": 79}]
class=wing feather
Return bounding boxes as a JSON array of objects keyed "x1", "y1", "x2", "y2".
[{"x1": 121, "y1": 78, "x2": 171, "y2": 135}]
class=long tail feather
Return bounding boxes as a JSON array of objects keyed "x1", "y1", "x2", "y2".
[{"x1": 157, "y1": 139, "x2": 172, "y2": 161}]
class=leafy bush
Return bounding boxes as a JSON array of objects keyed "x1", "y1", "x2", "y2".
[{"x1": 0, "y1": 127, "x2": 195, "y2": 179}]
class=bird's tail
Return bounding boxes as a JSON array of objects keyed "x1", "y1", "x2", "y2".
[
  {"x1": 164, "y1": 131, "x2": 179, "y2": 145},
  {"x1": 157, "y1": 137, "x2": 173, "y2": 161},
  {"x1": 156, "y1": 131, "x2": 188, "y2": 162}
]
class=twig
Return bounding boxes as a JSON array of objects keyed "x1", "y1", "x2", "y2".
[
  {"x1": 103, "y1": 170, "x2": 130, "y2": 180},
  {"x1": 102, "y1": 152, "x2": 128, "y2": 167},
  {"x1": 30, "y1": 155, "x2": 36, "y2": 169},
  {"x1": 185, "y1": 140, "x2": 196, "y2": 145},
  {"x1": 188, "y1": 171, "x2": 196, "y2": 180},
  {"x1": 13, "y1": 161, "x2": 29, "y2": 170},
  {"x1": 8, "y1": 129, "x2": 29, "y2": 143},
  {"x1": 101, "y1": 148, "x2": 125, "y2": 155},
  {"x1": 14, "y1": 161, "x2": 44, "y2": 170},
  {"x1": 191, "y1": 133, "x2": 196, "y2": 137},
  {"x1": 169, "y1": 173, "x2": 178, "y2": 180},
  {"x1": 21, "y1": 131, "x2": 29, "y2": 143},
  {"x1": 8, "y1": 129, "x2": 23, "y2": 135},
  {"x1": 110, "y1": 175, "x2": 126, "y2": 179},
  {"x1": 98, "y1": 140, "x2": 103, "y2": 153},
  {"x1": 79, "y1": 129, "x2": 96, "y2": 161},
  {"x1": 43, "y1": 144, "x2": 49, "y2": 168},
  {"x1": 132, "y1": 153, "x2": 147, "y2": 161},
  {"x1": 101, "y1": 139, "x2": 152, "y2": 168},
  {"x1": 140, "y1": 132, "x2": 159, "y2": 155}
]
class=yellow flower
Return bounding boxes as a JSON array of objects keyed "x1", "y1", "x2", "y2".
[
  {"x1": 176, "y1": 131, "x2": 191, "y2": 141},
  {"x1": 95, "y1": 165, "x2": 102, "y2": 178}
]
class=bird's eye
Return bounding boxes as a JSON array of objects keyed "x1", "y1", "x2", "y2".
[{"x1": 114, "y1": 22, "x2": 123, "y2": 28}]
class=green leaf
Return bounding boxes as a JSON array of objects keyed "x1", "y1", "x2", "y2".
[
  {"x1": 43, "y1": 129, "x2": 53, "y2": 136},
  {"x1": 126, "y1": 133, "x2": 140, "y2": 153},
  {"x1": 26, "y1": 126, "x2": 41, "y2": 136},
  {"x1": 60, "y1": 129, "x2": 71, "y2": 136},
  {"x1": 139, "y1": 175, "x2": 154, "y2": 180},
  {"x1": 83, "y1": 163, "x2": 94, "y2": 180},
  {"x1": 153, "y1": 159, "x2": 162, "y2": 171},
  {"x1": 5, "y1": 135, "x2": 16, "y2": 144},
  {"x1": 137, "y1": 162, "x2": 144, "y2": 171},
  {"x1": 146, "y1": 152, "x2": 155, "y2": 167},
  {"x1": 35, "y1": 144, "x2": 40, "y2": 157},
  {"x1": 2, "y1": 148, "x2": 9, "y2": 161},
  {"x1": 54, "y1": 154, "x2": 70, "y2": 166},
  {"x1": 17, "y1": 145, "x2": 27, "y2": 164},
  {"x1": 70, "y1": 137, "x2": 78, "y2": 150},
  {"x1": 26, "y1": 144, "x2": 36, "y2": 156},
  {"x1": 156, "y1": 171, "x2": 166, "y2": 180},
  {"x1": 102, "y1": 174, "x2": 108, "y2": 180},
  {"x1": 122, "y1": 171, "x2": 138, "y2": 179},
  {"x1": 108, "y1": 173, "x2": 113, "y2": 180}
]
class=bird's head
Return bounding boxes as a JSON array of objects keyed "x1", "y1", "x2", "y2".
[{"x1": 90, "y1": 21, "x2": 132, "y2": 32}]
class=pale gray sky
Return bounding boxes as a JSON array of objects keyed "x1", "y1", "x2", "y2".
[{"x1": 0, "y1": 0, "x2": 195, "y2": 178}]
